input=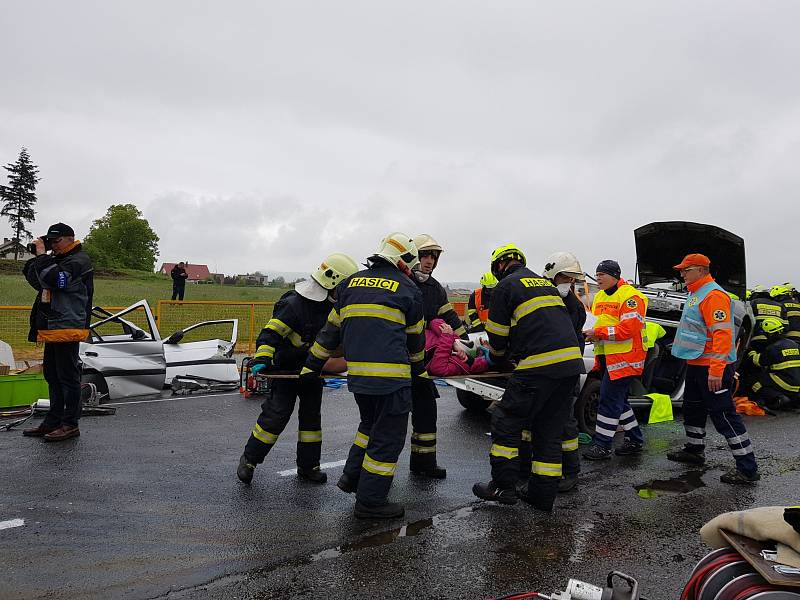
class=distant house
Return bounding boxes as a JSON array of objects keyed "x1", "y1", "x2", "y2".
[
  {"x1": 0, "y1": 238, "x2": 34, "y2": 261},
  {"x1": 158, "y1": 263, "x2": 212, "y2": 282},
  {"x1": 235, "y1": 273, "x2": 269, "y2": 286}
]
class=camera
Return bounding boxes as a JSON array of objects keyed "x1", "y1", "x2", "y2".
[{"x1": 26, "y1": 237, "x2": 52, "y2": 254}]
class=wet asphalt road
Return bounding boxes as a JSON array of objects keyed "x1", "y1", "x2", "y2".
[{"x1": 1, "y1": 386, "x2": 798, "y2": 600}]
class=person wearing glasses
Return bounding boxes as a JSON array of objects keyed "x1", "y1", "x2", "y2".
[
  {"x1": 22, "y1": 223, "x2": 94, "y2": 442},
  {"x1": 667, "y1": 253, "x2": 759, "y2": 484},
  {"x1": 582, "y1": 260, "x2": 648, "y2": 461},
  {"x1": 406, "y1": 234, "x2": 467, "y2": 480}
]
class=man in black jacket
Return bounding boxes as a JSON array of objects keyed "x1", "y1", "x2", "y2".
[
  {"x1": 236, "y1": 253, "x2": 358, "y2": 485},
  {"x1": 409, "y1": 233, "x2": 467, "y2": 479},
  {"x1": 303, "y1": 232, "x2": 425, "y2": 519},
  {"x1": 171, "y1": 262, "x2": 188, "y2": 300},
  {"x1": 22, "y1": 223, "x2": 94, "y2": 442},
  {"x1": 472, "y1": 244, "x2": 585, "y2": 511}
]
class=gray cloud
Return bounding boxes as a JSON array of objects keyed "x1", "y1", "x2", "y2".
[{"x1": 2, "y1": 0, "x2": 800, "y2": 286}]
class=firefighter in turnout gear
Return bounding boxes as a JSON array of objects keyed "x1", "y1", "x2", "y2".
[
  {"x1": 744, "y1": 316, "x2": 800, "y2": 410},
  {"x1": 464, "y1": 272, "x2": 498, "y2": 333},
  {"x1": 770, "y1": 285, "x2": 800, "y2": 343},
  {"x1": 303, "y1": 232, "x2": 425, "y2": 519},
  {"x1": 667, "y1": 253, "x2": 759, "y2": 484},
  {"x1": 408, "y1": 233, "x2": 466, "y2": 479},
  {"x1": 236, "y1": 253, "x2": 359, "y2": 486},
  {"x1": 749, "y1": 285, "x2": 788, "y2": 347},
  {"x1": 582, "y1": 260, "x2": 648, "y2": 460},
  {"x1": 472, "y1": 244, "x2": 585, "y2": 511}
]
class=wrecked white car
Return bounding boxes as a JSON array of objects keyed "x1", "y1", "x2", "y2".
[
  {"x1": 80, "y1": 300, "x2": 239, "y2": 400},
  {"x1": 449, "y1": 221, "x2": 755, "y2": 434}
]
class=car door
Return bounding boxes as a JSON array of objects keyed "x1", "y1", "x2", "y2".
[
  {"x1": 80, "y1": 301, "x2": 167, "y2": 399},
  {"x1": 161, "y1": 319, "x2": 238, "y2": 385}
]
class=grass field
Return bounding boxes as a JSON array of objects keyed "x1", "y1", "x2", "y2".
[{"x1": 0, "y1": 261, "x2": 290, "y2": 307}]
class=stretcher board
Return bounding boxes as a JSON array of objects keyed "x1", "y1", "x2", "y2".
[
  {"x1": 256, "y1": 372, "x2": 513, "y2": 381},
  {"x1": 720, "y1": 529, "x2": 800, "y2": 588}
]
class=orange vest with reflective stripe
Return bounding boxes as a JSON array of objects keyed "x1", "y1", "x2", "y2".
[
  {"x1": 591, "y1": 282, "x2": 648, "y2": 380},
  {"x1": 474, "y1": 287, "x2": 489, "y2": 323}
]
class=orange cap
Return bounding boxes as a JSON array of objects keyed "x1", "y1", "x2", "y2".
[{"x1": 673, "y1": 253, "x2": 711, "y2": 270}]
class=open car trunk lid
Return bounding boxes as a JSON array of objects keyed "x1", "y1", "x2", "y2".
[{"x1": 634, "y1": 221, "x2": 746, "y2": 299}]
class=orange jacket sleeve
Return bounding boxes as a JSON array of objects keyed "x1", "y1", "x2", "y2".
[
  {"x1": 595, "y1": 293, "x2": 646, "y2": 342},
  {"x1": 699, "y1": 290, "x2": 734, "y2": 377}
]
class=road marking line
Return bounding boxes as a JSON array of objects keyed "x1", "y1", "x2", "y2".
[
  {"x1": 0, "y1": 519, "x2": 25, "y2": 531},
  {"x1": 105, "y1": 392, "x2": 238, "y2": 406},
  {"x1": 278, "y1": 459, "x2": 347, "y2": 476}
]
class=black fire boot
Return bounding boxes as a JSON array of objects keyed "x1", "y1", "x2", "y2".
[
  {"x1": 472, "y1": 481, "x2": 518, "y2": 505},
  {"x1": 297, "y1": 466, "x2": 327, "y2": 484},
  {"x1": 666, "y1": 447, "x2": 706, "y2": 465},
  {"x1": 237, "y1": 454, "x2": 256, "y2": 484},
  {"x1": 336, "y1": 472, "x2": 357, "y2": 493}
]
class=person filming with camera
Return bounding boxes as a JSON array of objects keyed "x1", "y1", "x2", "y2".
[{"x1": 21, "y1": 223, "x2": 94, "y2": 442}]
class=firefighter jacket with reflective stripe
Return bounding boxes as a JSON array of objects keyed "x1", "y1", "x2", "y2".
[
  {"x1": 749, "y1": 336, "x2": 800, "y2": 393},
  {"x1": 254, "y1": 290, "x2": 332, "y2": 371},
  {"x1": 672, "y1": 275, "x2": 736, "y2": 377},
  {"x1": 303, "y1": 260, "x2": 426, "y2": 394},
  {"x1": 486, "y1": 265, "x2": 585, "y2": 378},
  {"x1": 781, "y1": 299, "x2": 800, "y2": 341},
  {"x1": 750, "y1": 297, "x2": 788, "y2": 342},
  {"x1": 414, "y1": 273, "x2": 467, "y2": 338},
  {"x1": 591, "y1": 279, "x2": 648, "y2": 380},
  {"x1": 465, "y1": 287, "x2": 491, "y2": 332},
  {"x1": 23, "y1": 242, "x2": 94, "y2": 343}
]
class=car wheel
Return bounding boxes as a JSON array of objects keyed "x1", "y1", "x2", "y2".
[
  {"x1": 456, "y1": 388, "x2": 490, "y2": 413},
  {"x1": 575, "y1": 377, "x2": 600, "y2": 435}
]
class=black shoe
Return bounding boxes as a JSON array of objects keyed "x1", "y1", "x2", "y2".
[
  {"x1": 237, "y1": 455, "x2": 256, "y2": 484},
  {"x1": 472, "y1": 481, "x2": 518, "y2": 505},
  {"x1": 582, "y1": 444, "x2": 613, "y2": 461},
  {"x1": 557, "y1": 475, "x2": 578, "y2": 493},
  {"x1": 615, "y1": 439, "x2": 644, "y2": 456},
  {"x1": 666, "y1": 448, "x2": 706, "y2": 465},
  {"x1": 354, "y1": 501, "x2": 405, "y2": 519},
  {"x1": 336, "y1": 473, "x2": 357, "y2": 494},
  {"x1": 411, "y1": 465, "x2": 447, "y2": 479},
  {"x1": 720, "y1": 468, "x2": 760, "y2": 485},
  {"x1": 297, "y1": 466, "x2": 327, "y2": 484}
]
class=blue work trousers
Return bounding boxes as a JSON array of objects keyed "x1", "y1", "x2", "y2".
[{"x1": 593, "y1": 372, "x2": 643, "y2": 448}]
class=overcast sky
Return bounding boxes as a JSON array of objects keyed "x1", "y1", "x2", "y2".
[{"x1": 2, "y1": 1, "x2": 799, "y2": 285}]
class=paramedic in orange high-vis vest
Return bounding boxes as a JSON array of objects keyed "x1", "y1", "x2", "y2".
[
  {"x1": 583, "y1": 260, "x2": 648, "y2": 461},
  {"x1": 666, "y1": 253, "x2": 759, "y2": 484},
  {"x1": 464, "y1": 272, "x2": 497, "y2": 333}
]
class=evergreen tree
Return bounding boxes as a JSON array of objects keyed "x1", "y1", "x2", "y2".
[{"x1": 0, "y1": 147, "x2": 40, "y2": 259}]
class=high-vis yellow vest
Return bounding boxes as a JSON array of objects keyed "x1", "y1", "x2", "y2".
[{"x1": 591, "y1": 282, "x2": 648, "y2": 379}]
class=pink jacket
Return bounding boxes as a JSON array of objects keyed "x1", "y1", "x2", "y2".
[{"x1": 425, "y1": 319, "x2": 489, "y2": 377}]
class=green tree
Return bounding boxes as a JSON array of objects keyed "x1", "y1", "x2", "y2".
[
  {"x1": 0, "y1": 147, "x2": 40, "y2": 259},
  {"x1": 84, "y1": 204, "x2": 160, "y2": 270}
]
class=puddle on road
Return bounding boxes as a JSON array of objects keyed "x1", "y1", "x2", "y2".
[
  {"x1": 310, "y1": 506, "x2": 474, "y2": 561},
  {"x1": 634, "y1": 470, "x2": 706, "y2": 498}
]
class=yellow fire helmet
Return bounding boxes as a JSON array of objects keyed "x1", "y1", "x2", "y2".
[
  {"x1": 374, "y1": 232, "x2": 419, "y2": 272},
  {"x1": 761, "y1": 316, "x2": 786, "y2": 335},
  {"x1": 490, "y1": 243, "x2": 526, "y2": 279},
  {"x1": 412, "y1": 233, "x2": 443, "y2": 254},
  {"x1": 312, "y1": 253, "x2": 359, "y2": 290},
  {"x1": 479, "y1": 272, "x2": 498, "y2": 288},
  {"x1": 770, "y1": 285, "x2": 792, "y2": 299}
]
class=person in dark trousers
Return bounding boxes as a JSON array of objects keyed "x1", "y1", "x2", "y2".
[
  {"x1": 472, "y1": 244, "x2": 585, "y2": 511},
  {"x1": 667, "y1": 253, "x2": 759, "y2": 484},
  {"x1": 743, "y1": 316, "x2": 800, "y2": 410},
  {"x1": 541, "y1": 251, "x2": 587, "y2": 492},
  {"x1": 236, "y1": 253, "x2": 359, "y2": 485},
  {"x1": 407, "y1": 233, "x2": 467, "y2": 479},
  {"x1": 171, "y1": 262, "x2": 188, "y2": 300},
  {"x1": 303, "y1": 232, "x2": 425, "y2": 519},
  {"x1": 22, "y1": 223, "x2": 94, "y2": 442}
]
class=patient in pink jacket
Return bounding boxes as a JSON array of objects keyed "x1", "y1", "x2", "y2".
[{"x1": 424, "y1": 318, "x2": 491, "y2": 377}]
